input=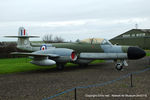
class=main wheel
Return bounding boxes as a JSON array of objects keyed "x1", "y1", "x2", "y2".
[
  {"x1": 79, "y1": 64, "x2": 88, "y2": 68},
  {"x1": 56, "y1": 64, "x2": 64, "y2": 70},
  {"x1": 115, "y1": 63, "x2": 123, "y2": 71}
]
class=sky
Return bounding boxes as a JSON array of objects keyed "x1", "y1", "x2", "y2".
[{"x1": 0, "y1": 0, "x2": 150, "y2": 42}]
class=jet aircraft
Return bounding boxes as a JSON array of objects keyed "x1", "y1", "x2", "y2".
[{"x1": 5, "y1": 27, "x2": 146, "y2": 70}]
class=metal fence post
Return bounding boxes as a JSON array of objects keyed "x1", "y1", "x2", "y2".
[
  {"x1": 75, "y1": 88, "x2": 77, "y2": 100},
  {"x1": 130, "y1": 74, "x2": 133, "y2": 87},
  {"x1": 149, "y1": 57, "x2": 150, "y2": 65}
]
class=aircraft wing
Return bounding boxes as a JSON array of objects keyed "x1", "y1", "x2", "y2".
[{"x1": 11, "y1": 52, "x2": 59, "y2": 58}]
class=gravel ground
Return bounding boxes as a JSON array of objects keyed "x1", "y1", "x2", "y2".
[{"x1": 0, "y1": 57, "x2": 150, "y2": 100}]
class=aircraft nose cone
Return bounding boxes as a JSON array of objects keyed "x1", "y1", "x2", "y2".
[{"x1": 127, "y1": 47, "x2": 146, "y2": 59}]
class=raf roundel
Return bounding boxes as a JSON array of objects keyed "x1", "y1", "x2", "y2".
[{"x1": 40, "y1": 45, "x2": 47, "y2": 50}]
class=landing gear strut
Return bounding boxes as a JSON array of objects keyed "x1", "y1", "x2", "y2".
[
  {"x1": 115, "y1": 60, "x2": 128, "y2": 71},
  {"x1": 56, "y1": 64, "x2": 64, "y2": 70}
]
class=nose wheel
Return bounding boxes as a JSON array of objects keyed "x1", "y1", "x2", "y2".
[
  {"x1": 115, "y1": 60, "x2": 128, "y2": 71},
  {"x1": 116, "y1": 63, "x2": 123, "y2": 71}
]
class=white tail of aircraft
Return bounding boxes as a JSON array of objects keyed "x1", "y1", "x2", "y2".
[
  {"x1": 18, "y1": 27, "x2": 28, "y2": 36},
  {"x1": 5, "y1": 27, "x2": 39, "y2": 51}
]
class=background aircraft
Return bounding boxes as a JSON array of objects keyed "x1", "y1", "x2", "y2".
[{"x1": 5, "y1": 27, "x2": 146, "y2": 71}]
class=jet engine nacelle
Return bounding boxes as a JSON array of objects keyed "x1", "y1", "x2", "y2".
[
  {"x1": 30, "y1": 58, "x2": 56, "y2": 66},
  {"x1": 33, "y1": 48, "x2": 77, "y2": 62}
]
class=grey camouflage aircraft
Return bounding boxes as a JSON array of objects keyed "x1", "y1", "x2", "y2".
[{"x1": 5, "y1": 27, "x2": 146, "y2": 71}]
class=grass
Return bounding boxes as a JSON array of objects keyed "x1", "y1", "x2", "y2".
[
  {"x1": 147, "y1": 53, "x2": 150, "y2": 56},
  {"x1": 0, "y1": 58, "x2": 104, "y2": 74},
  {"x1": 0, "y1": 58, "x2": 56, "y2": 74},
  {"x1": 90, "y1": 60, "x2": 105, "y2": 64},
  {"x1": 145, "y1": 50, "x2": 150, "y2": 56}
]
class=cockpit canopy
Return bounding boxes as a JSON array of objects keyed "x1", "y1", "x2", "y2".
[
  {"x1": 101, "y1": 39, "x2": 112, "y2": 45},
  {"x1": 80, "y1": 38, "x2": 112, "y2": 45}
]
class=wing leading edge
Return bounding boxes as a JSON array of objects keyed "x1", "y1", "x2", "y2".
[{"x1": 11, "y1": 52, "x2": 59, "y2": 58}]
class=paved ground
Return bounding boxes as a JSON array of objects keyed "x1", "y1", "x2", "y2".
[{"x1": 0, "y1": 57, "x2": 150, "y2": 100}]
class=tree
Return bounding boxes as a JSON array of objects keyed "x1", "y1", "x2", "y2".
[
  {"x1": 42, "y1": 34, "x2": 53, "y2": 43},
  {"x1": 54, "y1": 36, "x2": 64, "y2": 43},
  {"x1": 76, "y1": 39, "x2": 80, "y2": 42},
  {"x1": 42, "y1": 34, "x2": 64, "y2": 43}
]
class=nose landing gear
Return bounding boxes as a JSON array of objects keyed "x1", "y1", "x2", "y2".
[{"x1": 115, "y1": 60, "x2": 128, "y2": 71}]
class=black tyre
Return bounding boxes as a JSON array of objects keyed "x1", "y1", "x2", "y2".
[
  {"x1": 79, "y1": 64, "x2": 88, "y2": 68},
  {"x1": 115, "y1": 63, "x2": 123, "y2": 71},
  {"x1": 56, "y1": 64, "x2": 64, "y2": 70}
]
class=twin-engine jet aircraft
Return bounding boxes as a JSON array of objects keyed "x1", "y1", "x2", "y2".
[{"x1": 5, "y1": 27, "x2": 146, "y2": 70}]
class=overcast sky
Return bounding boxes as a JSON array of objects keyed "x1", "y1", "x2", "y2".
[{"x1": 0, "y1": 0, "x2": 150, "y2": 41}]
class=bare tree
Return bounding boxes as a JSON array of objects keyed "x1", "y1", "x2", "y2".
[
  {"x1": 54, "y1": 36, "x2": 64, "y2": 43},
  {"x1": 76, "y1": 39, "x2": 80, "y2": 42},
  {"x1": 42, "y1": 34, "x2": 64, "y2": 43},
  {"x1": 42, "y1": 34, "x2": 53, "y2": 43}
]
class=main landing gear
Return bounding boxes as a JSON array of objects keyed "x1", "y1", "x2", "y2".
[
  {"x1": 79, "y1": 64, "x2": 88, "y2": 68},
  {"x1": 56, "y1": 64, "x2": 64, "y2": 70},
  {"x1": 115, "y1": 60, "x2": 128, "y2": 71}
]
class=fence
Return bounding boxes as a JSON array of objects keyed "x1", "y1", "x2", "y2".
[{"x1": 42, "y1": 67, "x2": 150, "y2": 100}]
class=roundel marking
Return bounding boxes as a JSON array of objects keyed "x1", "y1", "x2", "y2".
[{"x1": 40, "y1": 45, "x2": 47, "y2": 50}]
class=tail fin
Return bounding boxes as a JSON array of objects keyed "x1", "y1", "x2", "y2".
[
  {"x1": 5, "y1": 27, "x2": 39, "y2": 51},
  {"x1": 18, "y1": 27, "x2": 28, "y2": 36}
]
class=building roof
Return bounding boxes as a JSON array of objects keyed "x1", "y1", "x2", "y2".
[
  {"x1": 138, "y1": 29, "x2": 150, "y2": 32},
  {"x1": 111, "y1": 29, "x2": 150, "y2": 39}
]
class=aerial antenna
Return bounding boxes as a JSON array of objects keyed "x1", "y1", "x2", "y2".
[{"x1": 135, "y1": 23, "x2": 138, "y2": 29}]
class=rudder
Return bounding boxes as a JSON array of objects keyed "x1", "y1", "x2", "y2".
[{"x1": 18, "y1": 27, "x2": 28, "y2": 36}]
